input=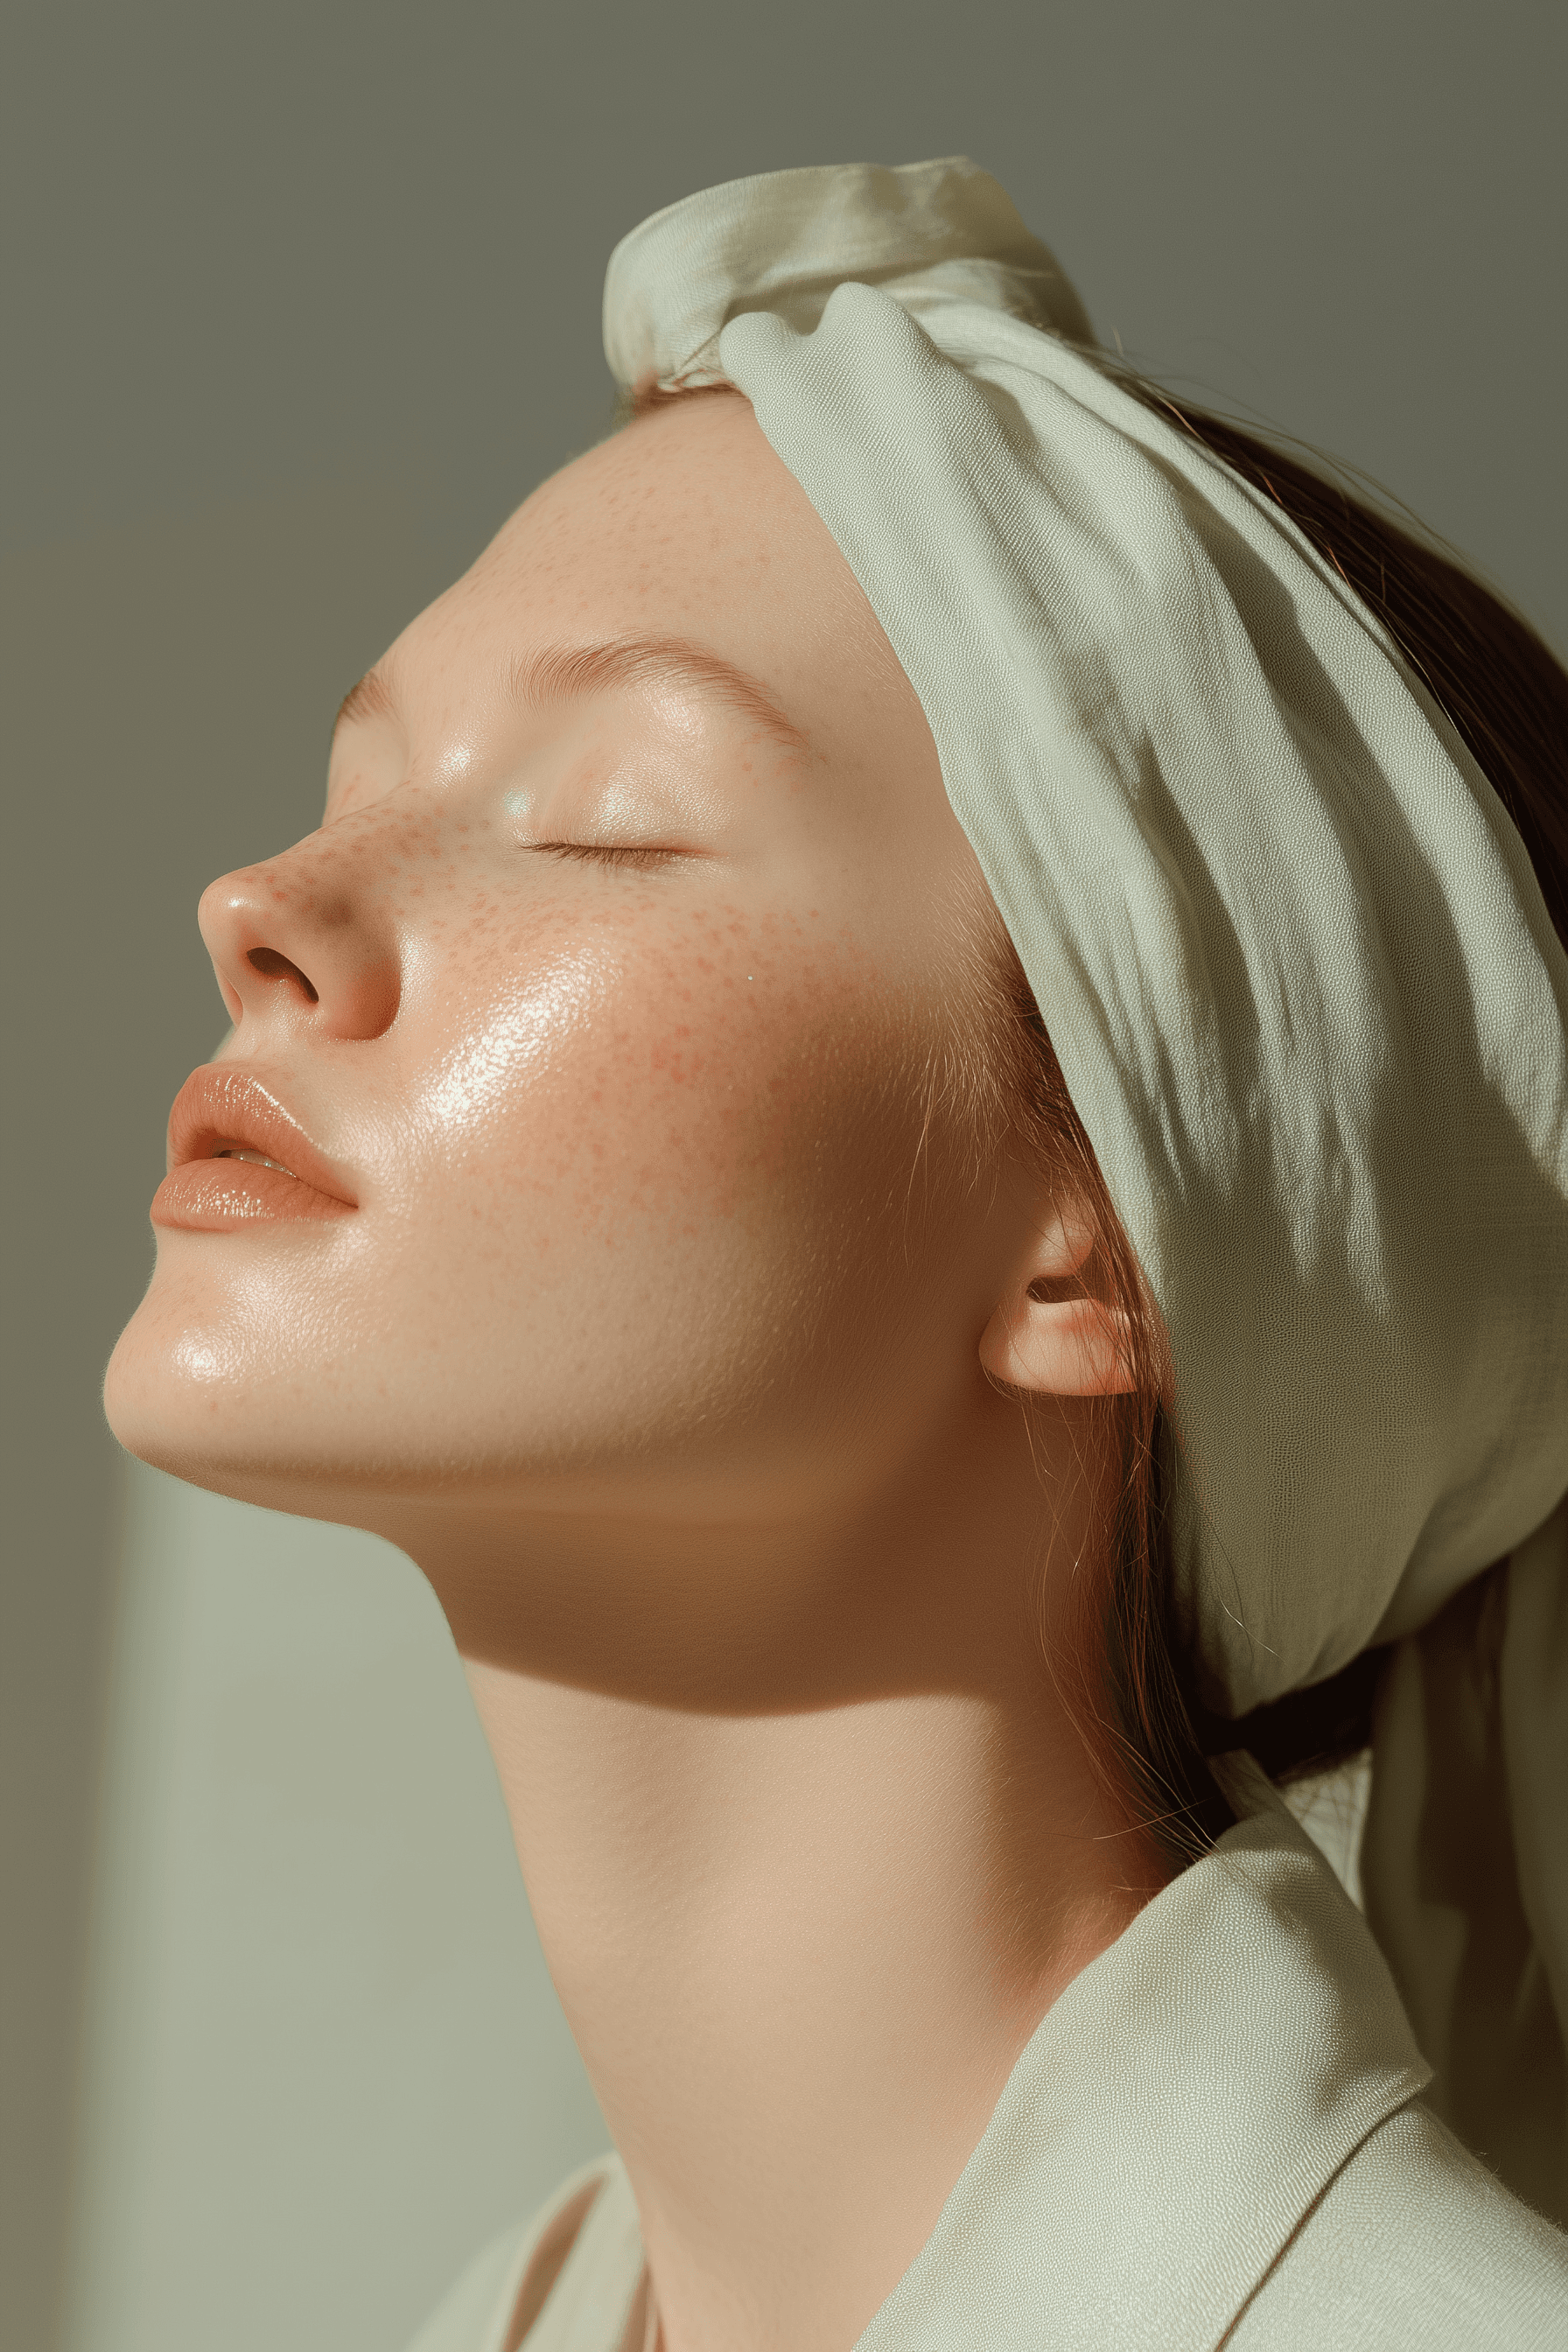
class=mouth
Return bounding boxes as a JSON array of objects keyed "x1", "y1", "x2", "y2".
[
  {"x1": 151, "y1": 1065, "x2": 359, "y2": 1231},
  {"x1": 212, "y1": 1145, "x2": 299, "y2": 1176}
]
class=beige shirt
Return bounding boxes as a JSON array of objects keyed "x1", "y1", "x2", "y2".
[{"x1": 406, "y1": 1762, "x2": 1568, "y2": 2350}]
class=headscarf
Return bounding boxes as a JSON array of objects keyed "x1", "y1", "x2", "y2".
[{"x1": 602, "y1": 157, "x2": 1568, "y2": 2222}]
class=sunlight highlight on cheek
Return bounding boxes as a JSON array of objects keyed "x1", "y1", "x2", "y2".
[
  {"x1": 420, "y1": 953, "x2": 604, "y2": 1136},
  {"x1": 383, "y1": 895, "x2": 919, "y2": 1288},
  {"x1": 399, "y1": 911, "x2": 806, "y2": 1250}
]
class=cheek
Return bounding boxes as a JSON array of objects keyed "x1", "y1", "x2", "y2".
[{"x1": 385, "y1": 892, "x2": 910, "y2": 1263}]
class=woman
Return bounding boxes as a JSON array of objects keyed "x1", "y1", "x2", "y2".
[{"x1": 105, "y1": 159, "x2": 1568, "y2": 2348}]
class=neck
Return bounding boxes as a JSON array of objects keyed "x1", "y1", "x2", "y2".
[{"x1": 412, "y1": 1390, "x2": 1166, "y2": 2352}]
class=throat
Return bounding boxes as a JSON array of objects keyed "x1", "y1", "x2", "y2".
[{"x1": 463, "y1": 1663, "x2": 1148, "y2": 2352}]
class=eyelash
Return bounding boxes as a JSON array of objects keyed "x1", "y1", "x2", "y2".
[{"x1": 531, "y1": 841, "x2": 685, "y2": 874}]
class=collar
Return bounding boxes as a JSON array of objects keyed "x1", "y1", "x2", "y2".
[{"x1": 525, "y1": 1757, "x2": 1428, "y2": 2351}]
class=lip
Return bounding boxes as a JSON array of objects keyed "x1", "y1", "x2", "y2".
[{"x1": 151, "y1": 1065, "x2": 359, "y2": 1231}]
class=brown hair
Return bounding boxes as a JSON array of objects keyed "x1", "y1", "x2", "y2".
[{"x1": 1016, "y1": 388, "x2": 1568, "y2": 1862}]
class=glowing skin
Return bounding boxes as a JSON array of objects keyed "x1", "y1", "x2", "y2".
[{"x1": 107, "y1": 394, "x2": 1161, "y2": 2352}]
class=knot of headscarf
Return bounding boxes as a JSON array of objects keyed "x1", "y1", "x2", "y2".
[{"x1": 602, "y1": 156, "x2": 1568, "y2": 2223}]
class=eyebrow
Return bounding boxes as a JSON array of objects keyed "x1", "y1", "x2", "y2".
[
  {"x1": 333, "y1": 667, "x2": 398, "y2": 736},
  {"x1": 331, "y1": 634, "x2": 808, "y2": 757},
  {"x1": 511, "y1": 634, "x2": 808, "y2": 753},
  {"x1": 331, "y1": 630, "x2": 808, "y2": 757}
]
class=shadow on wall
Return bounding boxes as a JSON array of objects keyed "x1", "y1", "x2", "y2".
[
  {"x1": 1, "y1": 481, "x2": 605, "y2": 2352},
  {"x1": 63, "y1": 1468, "x2": 607, "y2": 2352}
]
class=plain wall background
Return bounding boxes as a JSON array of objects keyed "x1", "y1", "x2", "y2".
[{"x1": 3, "y1": 4, "x2": 1563, "y2": 2347}]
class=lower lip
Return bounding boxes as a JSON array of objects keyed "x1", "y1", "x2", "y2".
[{"x1": 151, "y1": 1159, "x2": 355, "y2": 1230}]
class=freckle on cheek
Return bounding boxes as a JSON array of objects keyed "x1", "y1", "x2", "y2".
[{"x1": 424, "y1": 892, "x2": 914, "y2": 1279}]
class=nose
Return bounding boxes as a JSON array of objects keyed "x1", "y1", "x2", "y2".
[{"x1": 199, "y1": 819, "x2": 402, "y2": 1041}]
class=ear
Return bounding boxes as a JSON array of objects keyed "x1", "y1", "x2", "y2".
[{"x1": 978, "y1": 1204, "x2": 1136, "y2": 1399}]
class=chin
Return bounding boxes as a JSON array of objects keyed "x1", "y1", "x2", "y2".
[
  {"x1": 103, "y1": 1301, "x2": 366, "y2": 1522},
  {"x1": 103, "y1": 1282, "x2": 595, "y2": 1533}
]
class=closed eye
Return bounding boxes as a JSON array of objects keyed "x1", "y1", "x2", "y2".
[{"x1": 530, "y1": 840, "x2": 695, "y2": 873}]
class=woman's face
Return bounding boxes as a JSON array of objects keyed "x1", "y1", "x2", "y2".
[{"x1": 106, "y1": 394, "x2": 1025, "y2": 1533}]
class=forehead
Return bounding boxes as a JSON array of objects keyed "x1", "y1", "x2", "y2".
[
  {"x1": 501, "y1": 394, "x2": 828, "y2": 606},
  {"x1": 397, "y1": 395, "x2": 906, "y2": 736}
]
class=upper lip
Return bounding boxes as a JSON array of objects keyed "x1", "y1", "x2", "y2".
[{"x1": 167, "y1": 1066, "x2": 360, "y2": 1206}]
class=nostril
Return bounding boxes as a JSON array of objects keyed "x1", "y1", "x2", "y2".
[{"x1": 248, "y1": 947, "x2": 320, "y2": 1004}]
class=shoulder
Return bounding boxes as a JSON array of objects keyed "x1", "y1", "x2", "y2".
[
  {"x1": 1228, "y1": 2097, "x2": 1568, "y2": 2351},
  {"x1": 400, "y1": 2156, "x2": 621, "y2": 2352}
]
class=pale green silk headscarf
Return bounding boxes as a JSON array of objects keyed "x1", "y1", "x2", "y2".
[{"x1": 602, "y1": 158, "x2": 1568, "y2": 2221}]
